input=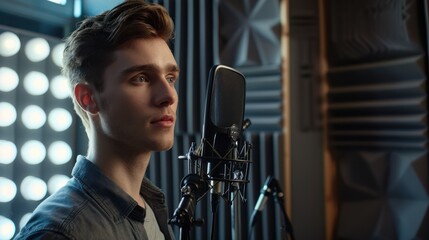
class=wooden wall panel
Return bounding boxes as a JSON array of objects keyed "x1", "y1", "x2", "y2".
[{"x1": 289, "y1": 0, "x2": 327, "y2": 238}]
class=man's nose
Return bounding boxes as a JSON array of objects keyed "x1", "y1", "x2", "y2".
[{"x1": 154, "y1": 79, "x2": 177, "y2": 107}]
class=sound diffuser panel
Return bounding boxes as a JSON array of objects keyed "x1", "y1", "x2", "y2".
[
  {"x1": 335, "y1": 151, "x2": 429, "y2": 239},
  {"x1": 328, "y1": 56, "x2": 427, "y2": 150},
  {"x1": 217, "y1": 0, "x2": 283, "y2": 132}
]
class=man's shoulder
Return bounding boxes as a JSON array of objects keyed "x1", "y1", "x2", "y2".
[{"x1": 14, "y1": 180, "x2": 105, "y2": 239}]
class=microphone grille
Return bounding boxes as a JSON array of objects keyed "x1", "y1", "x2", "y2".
[{"x1": 209, "y1": 66, "x2": 246, "y2": 130}]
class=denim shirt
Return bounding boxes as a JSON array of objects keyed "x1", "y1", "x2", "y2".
[{"x1": 14, "y1": 156, "x2": 175, "y2": 240}]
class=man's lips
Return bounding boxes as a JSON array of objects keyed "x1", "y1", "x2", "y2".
[{"x1": 151, "y1": 115, "x2": 175, "y2": 127}]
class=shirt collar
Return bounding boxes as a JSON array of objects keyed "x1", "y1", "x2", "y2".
[{"x1": 140, "y1": 177, "x2": 166, "y2": 207}]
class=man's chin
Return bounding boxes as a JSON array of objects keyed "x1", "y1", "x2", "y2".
[{"x1": 153, "y1": 140, "x2": 174, "y2": 152}]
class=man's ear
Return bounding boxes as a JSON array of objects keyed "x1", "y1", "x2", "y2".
[{"x1": 74, "y1": 83, "x2": 99, "y2": 114}]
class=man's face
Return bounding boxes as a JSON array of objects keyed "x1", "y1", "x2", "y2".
[{"x1": 95, "y1": 37, "x2": 179, "y2": 153}]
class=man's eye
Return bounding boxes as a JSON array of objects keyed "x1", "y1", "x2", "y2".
[
  {"x1": 167, "y1": 76, "x2": 176, "y2": 83},
  {"x1": 133, "y1": 74, "x2": 149, "y2": 83}
]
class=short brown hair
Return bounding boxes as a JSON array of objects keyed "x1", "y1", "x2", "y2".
[{"x1": 62, "y1": 0, "x2": 174, "y2": 133}]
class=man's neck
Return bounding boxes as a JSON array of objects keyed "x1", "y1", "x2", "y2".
[{"x1": 87, "y1": 143, "x2": 151, "y2": 207}]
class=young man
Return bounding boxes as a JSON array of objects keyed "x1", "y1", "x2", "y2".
[{"x1": 14, "y1": 0, "x2": 178, "y2": 239}]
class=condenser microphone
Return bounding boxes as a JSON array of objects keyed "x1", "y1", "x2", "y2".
[
  {"x1": 249, "y1": 176, "x2": 295, "y2": 240},
  {"x1": 254, "y1": 176, "x2": 276, "y2": 212},
  {"x1": 249, "y1": 176, "x2": 276, "y2": 230},
  {"x1": 201, "y1": 65, "x2": 246, "y2": 212}
]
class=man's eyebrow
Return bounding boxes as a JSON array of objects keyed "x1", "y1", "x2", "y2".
[{"x1": 121, "y1": 64, "x2": 180, "y2": 76}]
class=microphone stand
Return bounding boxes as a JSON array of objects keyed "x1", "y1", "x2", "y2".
[
  {"x1": 212, "y1": 124, "x2": 251, "y2": 240},
  {"x1": 231, "y1": 172, "x2": 244, "y2": 240},
  {"x1": 230, "y1": 140, "x2": 243, "y2": 240},
  {"x1": 274, "y1": 182, "x2": 295, "y2": 240}
]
